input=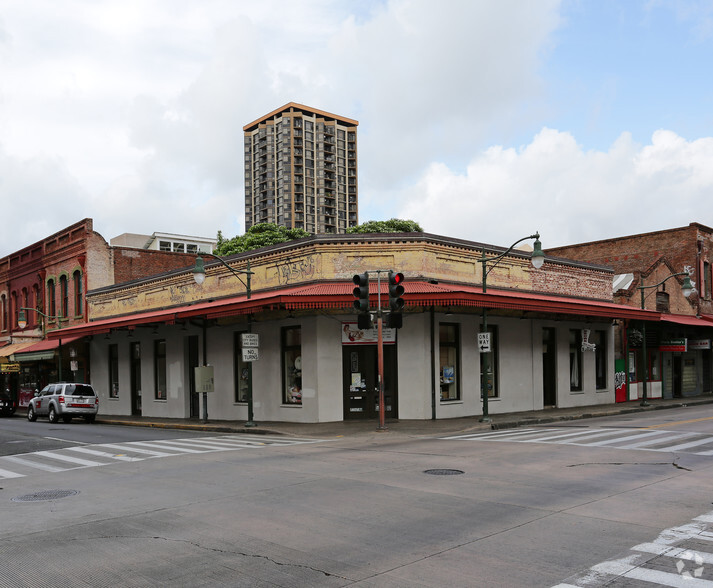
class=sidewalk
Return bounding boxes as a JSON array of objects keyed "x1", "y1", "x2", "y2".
[{"x1": 94, "y1": 395, "x2": 713, "y2": 439}]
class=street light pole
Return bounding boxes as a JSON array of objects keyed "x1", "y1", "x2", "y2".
[
  {"x1": 18, "y1": 307, "x2": 64, "y2": 381},
  {"x1": 479, "y1": 233, "x2": 544, "y2": 422},
  {"x1": 192, "y1": 253, "x2": 255, "y2": 425},
  {"x1": 637, "y1": 271, "x2": 694, "y2": 406}
]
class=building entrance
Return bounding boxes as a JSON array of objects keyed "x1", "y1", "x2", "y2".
[{"x1": 342, "y1": 345, "x2": 398, "y2": 420}]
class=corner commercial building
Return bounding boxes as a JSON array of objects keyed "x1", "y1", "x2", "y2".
[
  {"x1": 50, "y1": 232, "x2": 655, "y2": 424},
  {"x1": 243, "y1": 102, "x2": 359, "y2": 234}
]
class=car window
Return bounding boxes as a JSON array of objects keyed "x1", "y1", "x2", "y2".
[
  {"x1": 65, "y1": 384, "x2": 96, "y2": 397},
  {"x1": 42, "y1": 385, "x2": 55, "y2": 396}
]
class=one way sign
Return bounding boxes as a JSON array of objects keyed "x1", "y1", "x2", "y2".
[{"x1": 478, "y1": 332, "x2": 491, "y2": 353}]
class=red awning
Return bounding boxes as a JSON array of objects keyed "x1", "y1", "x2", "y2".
[
  {"x1": 660, "y1": 314, "x2": 713, "y2": 328},
  {"x1": 47, "y1": 279, "x2": 657, "y2": 339}
]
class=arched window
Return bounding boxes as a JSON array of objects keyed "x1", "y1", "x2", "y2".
[
  {"x1": 11, "y1": 291, "x2": 18, "y2": 328},
  {"x1": 60, "y1": 275, "x2": 68, "y2": 319},
  {"x1": 22, "y1": 288, "x2": 29, "y2": 323},
  {"x1": 47, "y1": 279, "x2": 56, "y2": 318},
  {"x1": 1, "y1": 294, "x2": 6, "y2": 331},
  {"x1": 33, "y1": 283, "x2": 41, "y2": 318},
  {"x1": 73, "y1": 270, "x2": 83, "y2": 317}
]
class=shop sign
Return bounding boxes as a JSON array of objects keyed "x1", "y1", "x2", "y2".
[
  {"x1": 688, "y1": 339, "x2": 711, "y2": 350},
  {"x1": 0, "y1": 362, "x2": 20, "y2": 373},
  {"x1": 342, "y1": 322, "x2": 396, "y2": 345},
  {"x1": 660, "y1": 339, "x2": 687, "y2": 352}
]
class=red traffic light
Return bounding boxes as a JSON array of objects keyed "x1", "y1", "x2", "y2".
[{"x1": 390, "y1": 272, "x2": 404, "y2": 285}]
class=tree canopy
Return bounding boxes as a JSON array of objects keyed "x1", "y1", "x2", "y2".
[
  {"x1": 346, "y1": 219, "x2": 423, "y2": 234},
  {"x1": 214, "y1": 218, "x2": 423, "y2": 256},
  {"x1": 214, "y1": 223, "x2": 311, "y2": 255}
]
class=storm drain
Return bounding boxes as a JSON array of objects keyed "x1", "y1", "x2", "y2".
[
  {"x1": 12, "y1": 489, "x2": 79, "y2": 502},
  {"x1": 424, "y1": 469, "x2": 464, "y2": 476}
]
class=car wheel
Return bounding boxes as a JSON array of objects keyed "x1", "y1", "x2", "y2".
[
  {"x1": 85, "y1": 415, "x2": 96, "y2": 423},
  {"x1": 63, "y1": 416, "x2": 72, "y2": 423},
  {"x1": 48, "y1": 406, "x2": 59, "y2": 423},
  {"x1": 27, "y1": 406, "x2": 37, "y2": 422}
]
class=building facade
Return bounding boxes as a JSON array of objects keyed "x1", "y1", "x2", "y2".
[
  {"x1": 50, "y1": 232, "x2": 654, "y2": 424},
  {"x1": 546, "y1": 223, "x2": 713, "y2": 401},
  {"x1": 243, "y1": 102, "x2": 359, "y2": 234},
  {"x1": 0, "y1": 219, "x2": 207, "y2": 406}
]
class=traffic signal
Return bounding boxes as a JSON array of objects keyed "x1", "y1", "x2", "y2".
[
  {"x1": 387, "y1": 270, "x2": 405, "y2": 329},
  {"x1": 353, "y1": 272, "x2": 372, "y2": 329}
]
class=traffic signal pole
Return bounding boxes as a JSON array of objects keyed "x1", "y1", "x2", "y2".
[
  {"x1": 352, "y1": 269, "x2": 405, "y2": 432},
  {"x1": 376, "y1": 272, "x2": 386, "y2": 431}
]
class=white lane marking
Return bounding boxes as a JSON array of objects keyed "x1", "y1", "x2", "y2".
[
  {"x1": 96, "y1": 443, "x2": 175, "y2": 457},
  {"x1": 3, "y1": 455, "x2": 66, "y2": 473},
  {"x1": 0, "y1": 466, "x2": 25, "y2": 479},
  {"x1": 620, "y1": 432, "x2": 694, "y2": 449},
  {"x1": 33, "y1": 450, "x2": 105, "y2": 467},
  {"x1": 64, "y1": 446, "x2": 143, "y2": 462}
]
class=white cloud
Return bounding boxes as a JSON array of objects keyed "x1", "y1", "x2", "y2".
[{"x1": 400, "y1": 128, "x2": 713, "y2": 248}]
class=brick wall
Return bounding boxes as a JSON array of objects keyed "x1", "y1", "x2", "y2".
[
  {"x1": 546, "y1": 223, "x2": 713, "y2": 315},
  {"x1": 112, "y1": 247, "x2": 196, "y2": 285}
]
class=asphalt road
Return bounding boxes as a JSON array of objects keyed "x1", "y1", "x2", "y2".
[{"x1": 2, "y1": 406, "x2": 713, "y2": 587}]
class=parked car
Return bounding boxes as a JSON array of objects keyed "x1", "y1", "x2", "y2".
[
  {"x1": 27, "y1": 383, "x2": 98, "y2": 423},
  {"x1": 0, "y1": 390, "x2": 16, "y2": 417}
]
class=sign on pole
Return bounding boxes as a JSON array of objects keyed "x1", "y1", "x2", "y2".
[
  {"x1": 242, "y1": 348, "x2": 259, "y2": 362},
  {"x1": 241, "y1": 333, "x2": 259, "y2": 348},
  {"x1": 194, "y1": 365, "x2": 215, "y2": 393},
  {"x1": 478, "y1": 332, "x2": 491, "y2": 353}
]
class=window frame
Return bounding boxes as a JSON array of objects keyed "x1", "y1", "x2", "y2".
[
  {"x1": 480, "y1": 325, "x2": 500, "y2": 398},
  {"x1": 233, "y1": 331, "x2": 249, "y2": 403},
  {"x1": 281, "y1": 326, "x2": 302, "y2": 404},
  {"x1": 569, "y1": 330, "x2": 583, "y2": 392},
  {"x1": 439, "y1": 323, "x2": 461, "y2": 401},
  {"x1": 73, "y1": 270, "x2": 83, "y2": 317},
  {"x1": 154, "y1": 339, "x2": 167, "y2": 400},
  {"x1": 59, "y1": 275, "x2": 68, "y2": 319},
  {"x1": 594, "y1": 330, "x2": 607, "y2": 390},
  {"x1": 109, "y1": 344, "x2": 119, "y2": 398}
]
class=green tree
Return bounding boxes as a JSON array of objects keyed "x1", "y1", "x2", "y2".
[
  {"x1": 214, "y1": 223, "x2": 311, "y2": 255},
  {"x1": 346, "y1": 218, "x2": 423, "y2": 234}
]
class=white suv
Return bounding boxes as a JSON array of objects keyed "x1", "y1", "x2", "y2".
[{"x1": 27, "y1": 383, "x2": 99, "y2": 424}]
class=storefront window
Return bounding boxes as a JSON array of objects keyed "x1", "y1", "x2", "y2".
[
  {"x1": 154, "y1": 340, "x2": 167, "y2": 400},
  {"x1": 594, "y1": 330, "x2": 607, "y2": 389},
  {"x1": 480, "y1": 326, "x2": 499, "y2": 398},
  {"x1": 282, "y1": 326, "x2": 302, "y2": 404},
  {"x1": 109, "y1": 344, "x2": 119, "y2": 398},
  {"x1": 570, "y1": 330, "x2": 583, "y2": 391},
  {"x1": 439, "y1": 323, "x2": 460, "y2": 401},
  {"x1": 233, "y1": 332, "x2": 249, "y2": 403}
]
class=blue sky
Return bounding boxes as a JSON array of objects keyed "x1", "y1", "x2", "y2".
[{"x1": 1, "y1": 0, "x2": 712, "y2": 255}]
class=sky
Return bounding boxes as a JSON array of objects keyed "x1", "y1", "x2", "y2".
[{"x1": 1, "y1": 0, "x2": 713, "y2": 256}]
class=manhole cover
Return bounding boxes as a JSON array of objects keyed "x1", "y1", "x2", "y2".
[
  {"x1": 424, "y1": 469, "x2": 464, "y2": 476},
  {"x1": 12, "y1": 489, "x2": 79, "y2": 502}
]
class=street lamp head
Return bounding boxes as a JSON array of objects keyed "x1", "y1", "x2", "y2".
[
  {"x1": 192, "y1": 256, "x2": 207, "y2": 285},
  {"x1": 17, "y1": 309, "x2": 27, "y2": 329},
  {"x1": 530, "y1": 234, "x2": 545, "y2": 269},
  {"x1": 682, "y1": 273, "x2": 695, "y2": 298}
]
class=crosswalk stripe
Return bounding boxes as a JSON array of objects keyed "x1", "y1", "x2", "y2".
[
  {"x1": 0, "y1": 434, "x2": 324, "y2": 480},
  {"x1": 33, "y1": 450, "x2": 105, "y2": 467},
  {"x1": 127, "y1": 440, "x2": 210, "y2": 453},
  {"x1": 620, "y1": 432, "x2": 694, "y2": 449},
  {"x1": 97, "y1": 443, "x2": 175, "y2": 457},
  {"x1": 441, "y1": 427, "x2": 713, "y2": 456},
  {"x1": 583, "y1": 430, "x2": 668, "y2": 446},
  {"x1": 3, "y1": 455, "x2": 66, "y2": 473},
  {"x1": 0, "y1": 467, "x2": 25, "y2": 479},
  {"x1": 64, "y1": 446, "x2": 143, "y2": 462}
]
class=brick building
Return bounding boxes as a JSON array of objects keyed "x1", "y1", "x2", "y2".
[
  {"x1": 0, "y1": 219, "x2": 204, "y2": 405},
  {"x1": 546, "y1": 223, "x2": 713, "y2": 400}
]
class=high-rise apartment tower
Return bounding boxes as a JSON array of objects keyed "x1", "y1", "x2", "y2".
[{"x1": 243, "y1": 102, "x2": 359, "y2": 234}]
